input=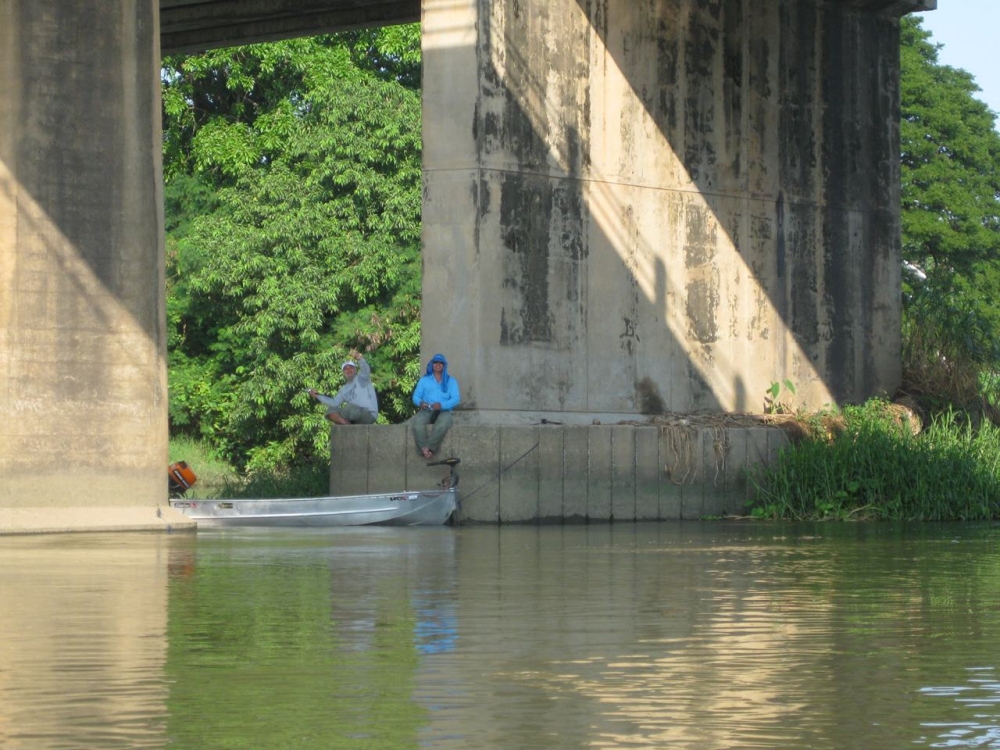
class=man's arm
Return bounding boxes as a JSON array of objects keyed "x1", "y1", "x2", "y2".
[
  {"x1": 412, "y1": 377, "x2": 427, "y2": 408},
  {"x1": 312, "y1": 392, "x2": 342, "y2": 408},
  {"x1": 309, "y1": 386, "x2": 346, "y2": 408},
  {"x1": 356, "y1": 355, "x2": 372, "y2": 385}
]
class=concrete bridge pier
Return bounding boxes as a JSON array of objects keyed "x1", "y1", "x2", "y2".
[
  {"x1": 0, "y1": 1, "x2": 191, "y2": 533},
  {"x1": 420, "y1": 0, "x2": 916, "y2": 422}
]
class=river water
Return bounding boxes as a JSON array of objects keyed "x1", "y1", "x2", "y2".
[{"x1": 1, "y1": 522, "x2": 999, "y2": 749}]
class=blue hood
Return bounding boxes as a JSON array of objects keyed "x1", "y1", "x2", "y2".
[{"x1": 425, "y1": 353, "x2": 451, "y2": 391}]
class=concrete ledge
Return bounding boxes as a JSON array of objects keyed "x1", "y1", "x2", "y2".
[
  {"x1": 0, "y1": 506, "x2": 196, "y2": 535},
  {"x1": 330, "y1": 422, "x2": 791, "y2": 523}
]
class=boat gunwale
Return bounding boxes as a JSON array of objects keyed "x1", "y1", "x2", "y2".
[
  {"x1": 172, "y1": 488, "x2": 456, "y2": 507},
  {"x1": 169, "y1": 488, "x2": 460, "y2": 526}
]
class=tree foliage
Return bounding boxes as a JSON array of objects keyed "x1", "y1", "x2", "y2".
[
  {"x1": 163, "y1": 29, "x2": 423, "y2": 472},
  {"x1": 900, "y1": 17, "x2": 1000, "y2": 411},
  {"x1": 901, "y1": 19, "x2": 1000, "y2": 284}
]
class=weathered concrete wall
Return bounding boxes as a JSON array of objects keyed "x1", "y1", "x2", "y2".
[
  {"x1": 422, "y1": 0, "x2": 912, "y2": 423},
  {"x1": 0, "y1": 0, "x2": 191, "y2": 533},
  {"x1": 330, "y1": 422, "x2": 790, "y2": 522}
]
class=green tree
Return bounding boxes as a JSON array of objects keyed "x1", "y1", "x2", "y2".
[
  {"x1": 163, "y1": 30, "x2": 423, "y2": 472},
  {"x1": 900, "y1": 17, "x2": 1000, "y2": 411}
]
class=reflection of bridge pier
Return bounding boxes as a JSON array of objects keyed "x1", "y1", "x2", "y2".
[
  {"x1": 0, "y1": 0, "x2": 934, "y2": 532},
  {"x1": 0, "y1": 534, "x2": 178, "y2": 746},
  {"x1": 426, "y1": 524, "x2": 826, "y2": 749}
]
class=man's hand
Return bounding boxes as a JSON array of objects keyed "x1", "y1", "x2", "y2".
[{"x1": 308, "y1": 389, "x2": 319, "y2": 399}]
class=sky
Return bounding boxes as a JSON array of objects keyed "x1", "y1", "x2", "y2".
[{"x1": 917, "y1": 1, "x2": 1000, "y2": 124}]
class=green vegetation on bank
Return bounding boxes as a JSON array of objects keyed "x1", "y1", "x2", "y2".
[{"x1": 749, "y1": 401, "x2": 1000, "y2": 521}]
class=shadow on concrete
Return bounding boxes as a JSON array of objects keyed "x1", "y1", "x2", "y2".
[{"x1": 575, "y1": 0, "x2": 901, "y2": 409}]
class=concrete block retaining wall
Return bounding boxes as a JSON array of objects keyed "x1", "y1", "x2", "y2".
[{"x1": 330, "y1": 423, "x2": 791, "y2": 523}]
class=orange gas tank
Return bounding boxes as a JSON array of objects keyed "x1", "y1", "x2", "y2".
[{"x1": 168, "y1": 461, "x2": 197, "y2": 495}]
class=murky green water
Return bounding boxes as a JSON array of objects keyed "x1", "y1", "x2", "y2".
[{"x1": 1, "y1": 522, "x2": 999, "y2": 749}]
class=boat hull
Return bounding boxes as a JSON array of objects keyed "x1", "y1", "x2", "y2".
[{"x1": 169, "y1": 488, "x2": 459, "y2": 527}]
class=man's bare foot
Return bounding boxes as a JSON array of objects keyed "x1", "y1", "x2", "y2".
[{"x1": 422, "y1": 447, "x2": 433, "y2": 459}]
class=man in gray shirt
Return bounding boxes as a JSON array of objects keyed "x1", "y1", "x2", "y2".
[{"x1": 308, "y1": 352, "x2": 378, "y2": 425}]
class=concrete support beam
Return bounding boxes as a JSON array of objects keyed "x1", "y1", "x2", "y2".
[
  {"x1": 422, "y1": 0, "x2": 904, "y2": 423},
  {"x1": 0, "y1": 0, "x2": 191, "y2": 533}
]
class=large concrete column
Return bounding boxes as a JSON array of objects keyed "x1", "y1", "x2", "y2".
[
  {"x1": 0, "y1": 1, "x2": 190, "y2": 532},
  {"x1": 422, "y1": 0, "x2": 916, "y2": 423}
]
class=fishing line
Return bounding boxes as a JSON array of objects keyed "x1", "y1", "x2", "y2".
[{"x1": 461, "y1": 441, "x2": 540, "y2": 501}]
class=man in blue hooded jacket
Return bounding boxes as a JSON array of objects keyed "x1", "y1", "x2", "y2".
[{"x1": 411, "y1": 353, "x2": 460, "y2": 459}]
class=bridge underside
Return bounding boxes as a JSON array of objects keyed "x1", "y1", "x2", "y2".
[
  {"x1": 160, "y1": 0, "x2": 419, "y2": 54},
  {"x1": 159, "y1": 0, "x2": 934, "y2": 54}
]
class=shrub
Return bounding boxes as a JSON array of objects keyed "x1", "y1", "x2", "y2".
[{"x1": 749, "y1": 400, "x2": 1000, "y2": 521}]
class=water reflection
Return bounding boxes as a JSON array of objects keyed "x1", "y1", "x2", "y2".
[
  {"x1": 0, "y1": 523, "x2": 998, "y2": 749},
  {"x1": 164, "y1": 528, "x2": 457, "y2": 749},
  {"x1": 0, "y1": 533, "x2": 172, "y2": 749}
]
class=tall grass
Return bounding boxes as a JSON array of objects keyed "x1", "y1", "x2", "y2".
[
  {"x1": 169, "y1": 435, "x2": 236, "y2": 499},
  {"x1": 213, "y1": 460, "x2": 329, "y2": 499},
  {"x1": 169, "y1": 435, "x2": 328, "y2": 499},
  {"x1": 749, "y1": 400, "x2": 1000, "y2": 521}
]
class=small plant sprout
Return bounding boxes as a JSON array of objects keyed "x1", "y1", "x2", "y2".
[{"x1": 764, "y1": 379, "x2": 797, "y2": 415}]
